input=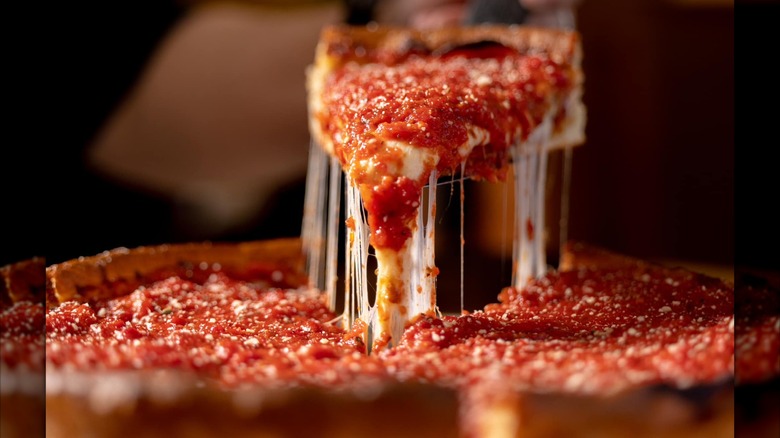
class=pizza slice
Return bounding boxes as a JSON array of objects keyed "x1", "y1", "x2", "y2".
[{"x1": 305, "y1": 25, "x2": 586, "y2": 347}]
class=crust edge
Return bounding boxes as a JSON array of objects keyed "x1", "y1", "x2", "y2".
[{"x1": 46, "y1": 238, "x2": 304, "y2": 306}]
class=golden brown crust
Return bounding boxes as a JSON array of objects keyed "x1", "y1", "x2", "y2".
[
  {"x1": 516, "y1": 388, "x2": 734, "y2": 438},
  {"x1": 559, "y1": 241, "x2": 649, "y2": 272},
  {"x1": 46, "y1": 238, "x2": 304, "y2": 306},
  {"x1": 316, "y1": 24, "x2": 581, "y2": 67},
  {"x1": 46, "y1": 376, "x2": 458, "y2": 438},
  {"x1": 1, "y1": 257, "x2": 46, "y2": 305},
  {"x1": 1, "y1": 393, "x2": 45, "y2": 438}
]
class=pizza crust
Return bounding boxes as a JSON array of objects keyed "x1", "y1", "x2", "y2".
[
  {"x1": 47, "y1": 238, "x2": 305, "y2": 306},
  {"x1": 1, "y1": 257, "x2": 46, "y2": 305},
  {"x1": 46, "y1": 368, "x2": 458, "y2": 438}
]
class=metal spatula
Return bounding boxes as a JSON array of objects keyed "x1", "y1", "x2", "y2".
[{"x1": 464, "y1": 0, "x2": 530, "y2": 25}]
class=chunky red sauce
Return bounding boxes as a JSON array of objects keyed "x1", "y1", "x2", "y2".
[
  {"x1": 47, "y1": 263, "x2": 735, "y2": 396},
  {"x1": 321, "y1": 50, "x2": 572, "y2": 250},
  {"x1": 383, "y1": 266, "x2": 734, "y2": 395},
  {"x1": 46, "y1": 270, "x2": 386, "y2": 388},
  {"x1": 1, "y1": 301, "x2": 45, "y2": 370},
  {"x1": 362, "y1": 176, "x2": 421, "y2": 251}
]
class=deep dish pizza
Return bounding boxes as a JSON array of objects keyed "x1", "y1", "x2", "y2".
[
  {"x1": 44, "y1": 239, "x2": 739, "y2": 437},
  {"x1": 1, "y1": 258, "x2": 46, "y2": 438},
  {"x1": 305, "y1": 25, "x2": 586, "y2": 348}
]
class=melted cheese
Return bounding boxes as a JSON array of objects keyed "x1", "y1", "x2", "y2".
[
  {"x1": 303, "y1": 33, "x2": 585, "y2": 349},
  {"x1": 303, "y1": 118, "x2": 562, "y2": 348},
  {"x1": 384, "y1": 141, "x2": 439, "y2": 181}
]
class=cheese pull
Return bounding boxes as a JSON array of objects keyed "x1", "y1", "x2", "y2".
[{"x1": 304, "y1": 25, "x2": 586, "y2": 348}]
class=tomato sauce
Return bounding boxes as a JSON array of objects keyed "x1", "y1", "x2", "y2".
[
  {"x1": 46, "y1": 269, "x2": 386, "y2": 388},
  {"x1": 384, "y1": 266, "x2": 734, "y2": 395},
  {"x1": 321, "y1": 49, "x2": 572, "y2": 250},
  {"x1": 47, "y1": 263, "x2": 736, "y2": 395},
  {"x1": 1, "y1": 301, "x2": 45, "y2": 370}
]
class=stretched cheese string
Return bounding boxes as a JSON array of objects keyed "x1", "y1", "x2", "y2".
[
  {"x1": 409, "y1": 171, "x2": 439, "y2": 320},
  {"x1": 344, "y1": 179, "x2": 370, "y2": 331},
  {"x1": 559, "y1": 146, "x2": 573, "y2": 266},
  {"x1": 500, "y1": 169, "x2": 510, "y2": 284},
  {"x1": 301, "y1": 141, "x2": 344, "y2": 311},
  {"x1": 325, "y1": 156, "x2": 342, "y2": 310},
  {"x1": 341, "y1": 170, "x2": 441, "y2": 348},
  {"x1": 460, "y1": 162, "x2": 466, "y2": 315},
  {"x1": 303, "y1": 122, "x2": 559, "y2": 347},
  {"x1": 512, "y1": 119, "x2": 553, "y2": 289},
  {"x1": 511, "y1": 151, "x2": 529, "y2": 288},
  {"x1": 534, "y1": 145, "x2": 549, "y2": 277},
  {"x1": 302, "y1": 140, "x2": 328, "y2": 291}
]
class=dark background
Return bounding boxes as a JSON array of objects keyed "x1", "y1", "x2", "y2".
[{"x1": 5, "y1": 0, "x2": 766, "y2": 281}]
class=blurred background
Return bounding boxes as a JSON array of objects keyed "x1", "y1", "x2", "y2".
[{"x1": 7, "y1": 0, "x2": 753, "y2": 294}]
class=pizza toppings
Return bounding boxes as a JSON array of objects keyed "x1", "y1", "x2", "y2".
[
  {"x1": 305, "y1": 26, "x2": 585, "y2": 347},
  {"x1": 320, "y1": 51, "x2": 572, "y2": 187},
  {"x1": 43, "y1": 238, "x2": 740, "y2": 438},
  {"x1": 1, "y1": 301, "x2": 45, "y2": 371},
  {"x1": 384, "y1": 265, "x2": 734, "y2": 395}
]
